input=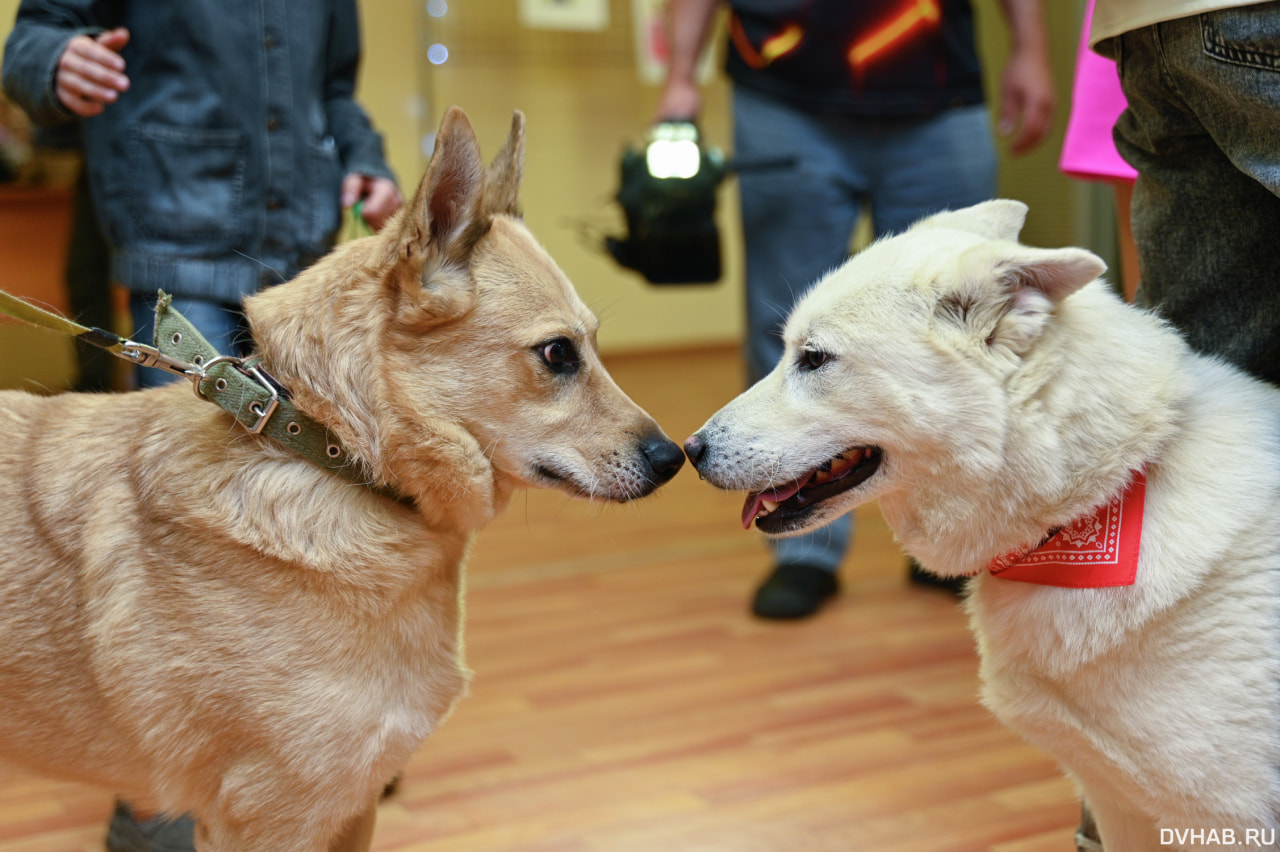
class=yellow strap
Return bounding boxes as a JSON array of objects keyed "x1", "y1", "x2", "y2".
[{"x1": 0, "y1": 289, "x2": 126, "y2": 354}]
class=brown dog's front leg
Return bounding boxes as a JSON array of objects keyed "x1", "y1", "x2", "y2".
[{"x1": 328, "y1": 803, "x2": 377, "y2": 852}]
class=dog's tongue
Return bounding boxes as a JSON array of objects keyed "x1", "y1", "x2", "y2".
[{"x1": 741, "y1": 476, "x2": 809, "y2": 529}]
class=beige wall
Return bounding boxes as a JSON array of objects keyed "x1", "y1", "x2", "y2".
[
  {"x1": 1, "y1": 0, "x2": 1090, "y2": 390},
  {"x1": 355, "y1": 0, "x2": 426, "y2": 190},
  {"x1": 419, "y1": 1, "x2": 744, "y2": 355}
]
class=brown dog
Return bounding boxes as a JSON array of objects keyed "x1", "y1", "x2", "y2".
[{"x1": 0, "y1": 107, "x2": 683, "y2": 851}]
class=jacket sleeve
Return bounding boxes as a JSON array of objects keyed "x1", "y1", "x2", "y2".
[
  {"x1": 1, "y1": 0, "x2": 104, "y2": 127},
  {"x1": 323, "y1": 0, "x2": 395, "y2": 184}
]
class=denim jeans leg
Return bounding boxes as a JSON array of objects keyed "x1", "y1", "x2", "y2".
[
  {"x1": 1111, "y1": 6, "x2": 1280, "y2": 385},
  {"x1": 869, "y1": 105, "x2": 998, "y2": 237},
  {"x1": 733, "y1": 86, "x2": 865, "y2": 384}
]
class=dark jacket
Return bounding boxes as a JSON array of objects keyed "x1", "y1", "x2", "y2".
[
  {"x1": 3, "y1": 0, "x2": 395, "y2": 303},
  {"x1": 726, "y1": 0, "x2": 985, "y2": 116}
]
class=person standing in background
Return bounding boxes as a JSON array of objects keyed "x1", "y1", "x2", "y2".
[
  {"x1": 3, "y1": 0, "x2": 402, "y2": 388},
  {"x1": 658, "y1": 0, "x2": 1056, "y2": 619},
  {"x1": 2, "y1": 2, "x2": 401, "y2": 847},
  {"x1": 1090, "y1": 0, "x2": 1280, "y2": 388}
]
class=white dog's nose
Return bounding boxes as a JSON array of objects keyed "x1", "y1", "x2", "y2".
[{"x1": 683, "y1": 433, "x2": 706, "y2": 467}]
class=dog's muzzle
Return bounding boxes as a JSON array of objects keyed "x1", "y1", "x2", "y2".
[{"x1": 684, "y1": 431, "x2": 883, "y2": 533}]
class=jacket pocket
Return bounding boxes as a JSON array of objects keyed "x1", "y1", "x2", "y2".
[{"x1": 125, "y1": 123, "x2": 247, "y2": 249}]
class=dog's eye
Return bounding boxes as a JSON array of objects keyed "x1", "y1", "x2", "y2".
[
  {"x1": 537, "y1": 338, "x2": 581, "y2": 375},
  {"x1": 798, "y1": 348, "x2": 831, "y2": 372}
]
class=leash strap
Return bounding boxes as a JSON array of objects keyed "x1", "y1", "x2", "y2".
[
  {"x1": 0, "y1": 288, "x2": 207, "y2": 380},
  {"x1": 1, "y1": 288, "x2": 382, "y2": 493},
  {"x1": 1, "y1": 289, "x2": 131, "y2": 357}
]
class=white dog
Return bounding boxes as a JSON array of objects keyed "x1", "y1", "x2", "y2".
[{"x1": 684, "y1": 200, "x2": 1280, "y2": 851}]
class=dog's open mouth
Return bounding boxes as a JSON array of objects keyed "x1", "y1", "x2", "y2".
[{"x1": 742, "y1": 447, "x2": 883, "y2": 531}]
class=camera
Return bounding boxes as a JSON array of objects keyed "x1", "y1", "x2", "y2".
[{"x1": 605, "y1": 121, "x2": 728, "y2": 285}]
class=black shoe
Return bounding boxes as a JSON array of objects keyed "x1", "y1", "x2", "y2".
[
  {"x1": 751, "y1": 563, "x2": 838, "y2": 619},
  {"x1": 106, "y1": 802, "x2": 196, "y2": 852},
  {"x1": 907, "y1": 558, "x2": 966, "y2": 596}
]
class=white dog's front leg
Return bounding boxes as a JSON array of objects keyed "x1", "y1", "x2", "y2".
[{"x1": 1087, "y1": 793, "x2": 1163, "y2": 852}]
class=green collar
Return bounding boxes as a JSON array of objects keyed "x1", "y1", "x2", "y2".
[{"x1": 152, "y1": 293, "x2": 381, "y2": 489}]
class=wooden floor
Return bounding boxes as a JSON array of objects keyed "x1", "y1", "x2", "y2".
[{"x1": 0, "y1": 346, "x2": 1080, "y2": 852}]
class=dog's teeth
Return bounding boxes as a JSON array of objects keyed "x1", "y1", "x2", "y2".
[{"x1": 756, "y1": 498, "x2": 781, "y2": 519}]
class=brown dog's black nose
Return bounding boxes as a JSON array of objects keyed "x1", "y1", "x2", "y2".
[
  {"x1": 683, "y1": 433, "x2": 705, "y2": 466},
  {"x1": 643, "y1": 435, "x2": 686, "y2": 484}
]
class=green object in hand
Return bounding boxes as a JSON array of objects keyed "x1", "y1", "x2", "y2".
[{"x1": 339, "y1": 200, "x2": 375, "y2": 243}]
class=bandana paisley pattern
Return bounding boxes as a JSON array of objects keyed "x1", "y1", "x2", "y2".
[{"x1": 989, "y1": 469, "x2": 1146, "y2": 588}]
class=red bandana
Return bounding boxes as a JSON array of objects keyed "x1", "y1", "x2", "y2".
[{"x1": 988, "y1": 469, "x2": 1146, "y2": 588}]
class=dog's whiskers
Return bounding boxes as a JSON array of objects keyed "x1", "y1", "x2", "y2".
[{"x1": 232, "y1": 249, "x2": 287, "y2": 284}]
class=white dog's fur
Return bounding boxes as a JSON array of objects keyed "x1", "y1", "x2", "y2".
[{"x1": 688, "y1": 201, "x2": 1280, "y2": 850}]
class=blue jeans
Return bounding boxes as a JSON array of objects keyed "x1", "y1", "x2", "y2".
[
  {"x1": 732, "y1": 86, "x2": 998, "y2": 572},
  {"x1": 1102, "y1": 3, "x2": 1280, "y2": 386},
  {"x1": 129, "y1": 292, "x2": 251, "y2": 389}
]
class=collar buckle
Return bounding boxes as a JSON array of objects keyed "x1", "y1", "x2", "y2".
[{"x1": 197, "y1": 355, "x2": 281, "y2": 434}]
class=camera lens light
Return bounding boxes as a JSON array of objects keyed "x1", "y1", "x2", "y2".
[{"x1": 645, "y1": 139, "x2": 701, "y2": 179}]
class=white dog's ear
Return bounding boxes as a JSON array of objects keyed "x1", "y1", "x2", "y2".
[
  {"x1": 389, "y1": 106, "x2": 489, "y2": 323},
  {"x1": 911, "y1": 199, "x2": 1029, "y2": 242},
  {"x1": 484, "y1": 110, "x2": 525, "y2": 218},
  {"x1": 980, "y1": 243, "x2": 1107, "y2": 355}
]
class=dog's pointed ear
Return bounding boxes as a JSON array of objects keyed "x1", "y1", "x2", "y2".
[
  {"x1": 389, "y1": 106, "x2": 488, "y2": 322},
  {"x1": 483, "y1": 110, "x2": 524, "y2": 218},
  {"x1": 978, "y1": 243, "x2": 1107, "y2": 355},
  {"x1": 912, "y1": 200, "x2": 1029, "y2": 242},
  {"x1": 411, "y1": 106, "x2": 487, "y2": 254}
]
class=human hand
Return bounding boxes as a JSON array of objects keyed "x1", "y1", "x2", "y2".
[
  {"x1": 341, "y1": 174, "x2": 403, "y2": 231},
  {"x1": 998, "y1": 49, "x2": 1055, "y2": 156},
  {"x1": 654, "y1": 79, "x2": 702, "y2": 124},
  {"x1": 55, "y1": 27, "x2": 130, "y2": 117}
]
